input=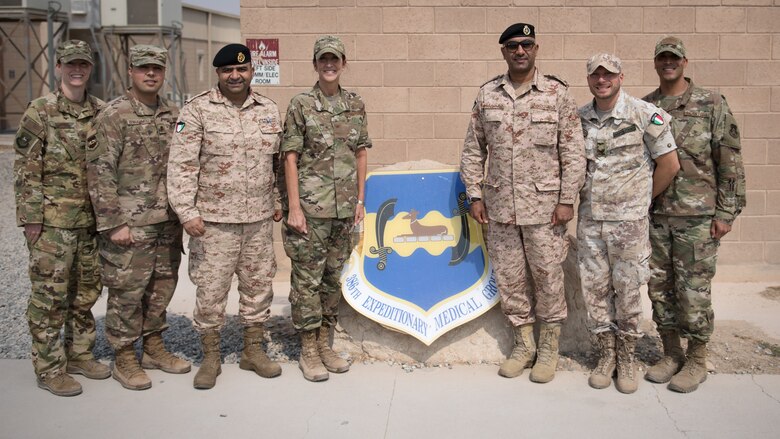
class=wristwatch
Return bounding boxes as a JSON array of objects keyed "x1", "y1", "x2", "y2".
[{"x1": 468, "y1": 197, "x2": 481, "y2": 204}]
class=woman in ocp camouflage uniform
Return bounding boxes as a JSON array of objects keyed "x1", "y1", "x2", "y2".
[{"x1": 280, "y1": 35, "x2": 372, "y2": 382}]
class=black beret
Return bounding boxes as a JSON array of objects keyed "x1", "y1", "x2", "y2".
[
  {"x1": 499, "y1": 23, "x2": 536, "y2": 44},
  {"x1": 213, "y1": 43, "x2": 251, "y2": 67}
]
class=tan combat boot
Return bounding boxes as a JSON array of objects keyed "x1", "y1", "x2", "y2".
[
  {"x1": 142, "y1": 332, "x2": 191, "y2": 374},
  {"x1": 530, "y1": 322, "x2": 561, "y2": 383},
  {"x1": 112, "y1": 345, "x2": 152, "y2": 391},
  {"x1": 589, "y1": 331, "x2": 616, "y2": 389},
  {"x1": 615, "y1": 333, "x2": 639, "y2": 394},
  {"x1": 193, "y1": 330, "x2": 222, "y2": 390},
  {"x1": 66, "y1": 358, "x2": 111, "y2": 380},
  {"x1": 645, "y1": 329, "x2": 685, "y2": 383},
  {"x1": 299, "y1": 330, "x2": 328, "y2": 382},
  {"x1": 317, "y1": 325, "x2": 349, "y2": 373},
  {"x1": 498, "y1": 324, "x2": 536, "y2": 378},
  {"x1": 37, "y1": 369, "x2": 82, "y2": 397},
  {"x1": 239, "y1": 326, "x2": 282, "y2": 378},
  {"x1": 668, "y1": 339, "x2": 708, "y2": 393}
]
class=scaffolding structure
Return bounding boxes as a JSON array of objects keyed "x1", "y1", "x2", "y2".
[
  {"x1": 100, "y1": 24, "x2": 186, "y2": 105},
  {"x1": 0, "y1": 5, "x2": 68, "y2": 130}
]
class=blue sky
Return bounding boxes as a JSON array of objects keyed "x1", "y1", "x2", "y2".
[{"x1": 184, "y1": 0, "x2": 239, "y2": 15}]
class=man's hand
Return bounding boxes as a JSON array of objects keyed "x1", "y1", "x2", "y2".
[
  {"x1": 109, "y1": 224, "x2": 135, "y2": 246},
  {"x1": 551, "y1": 203, "x2": 574, "y2": 226},
  {"x1": 711, "y1": 219, "x2": 732, "y2": 240},
  {"x1": 469, "y1": 200, "x2": 488, "y2": 224},
  {"x1": 183, "y1": 217, "x2": 206, "y2": 237},
  {"x1": 24, "y1": 223, "x2": 43, "y2": 245},
  {"x1": 354, "y1": 204, "x2": 365, "y2": 226},
  {"x1": 273, "y1": 209, "x2": 283, "y2": 222},
  {"x1": 287, "y1": 208, "x2": 308, "y2": 235}
]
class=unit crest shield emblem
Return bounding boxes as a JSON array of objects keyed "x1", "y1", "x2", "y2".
[{"x1": 342, "y1": 169, "x2": 498, "y2": 345}]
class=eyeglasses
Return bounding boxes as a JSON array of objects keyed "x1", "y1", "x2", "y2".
[{"x1": 503, "y1": 40, "x2": 536, "y2": 52}]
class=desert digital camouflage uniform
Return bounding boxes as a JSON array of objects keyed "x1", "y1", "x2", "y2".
[
  {"x1": 167, "y1": 86, "x2": 282, "y2": 332},
  {"x1": 280, "y1": 83, "x2": 372, "y2": 331},
  {"x1": 578, "y1": 90, "x2": 677, "y2": 337},
  {"x1": 14, "y1": 64, "x2": 104, "y2": 376},
  {"x1": 459, "y1": 69, "x2": 586, "y2": 326},
  {"x1": 86, "y1": 47, "x2": 182, "y2": 349},
  {"x1": 643, "y1": 78, "x2": 745, "y2": 343}
]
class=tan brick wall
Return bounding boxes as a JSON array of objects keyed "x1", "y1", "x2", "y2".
[{"x1": 242, "y1": 1, "x2": 780, "y2": 265}]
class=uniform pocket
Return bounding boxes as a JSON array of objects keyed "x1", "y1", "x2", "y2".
[
  {"x1": 693, "y1": 239, "x2": 719, "y2": 261},
  {"x1": 202, "y1": 128, "x2": 236, "y2": 155},
  {"x1": 531, "y1": 110, "x2": 558, "y2": 147}
]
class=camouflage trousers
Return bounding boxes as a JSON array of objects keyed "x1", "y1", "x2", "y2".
[
  {"x1": 485, "y1": 221, "x2": 568, "y2": 327},
  {"x1": 283, "y1": 217, "x2": 353, "y2": 331},
  {"x1": 577, "y1": 216, "x2": 650, "y2": 338},
  {"x1": 25, "y1": 226, "x2": 102, "y2": 376},
  {"x1": 649, "y1": 215, "x2": 718, "y2": 343},
  {"x1": 189, "y1": 220, "x2": 276, "y2": 332},
  {"x1": 100, "y1": 221, "x2": 183, "y2": 349}
]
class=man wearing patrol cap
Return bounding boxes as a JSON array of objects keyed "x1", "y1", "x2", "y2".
[
  {"x1": 643, "y1": 37, "x2": 746, "y2": 393},
  {"x1": 578, "y1": 53, "x2": 680, "y2": 394},
  {"x1": 168, "y1": 43, "x2": 284, "y2": 389},
  {"x1": 460, "y1": 23, "x2": 586, "y2": 383},
  {"x1": 87, "y1": 44, "x2": 190, "y2": 391},
  {"x1": 14, "y1": 39, "x2": 110, "y2": 396}
]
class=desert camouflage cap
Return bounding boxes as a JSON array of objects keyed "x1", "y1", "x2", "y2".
[
  {"x1": 129, "y1": 45, "x2": 167, "y2": 67},
  {"x1": 586, "y1": 52, "x2": 622, "y2": 75},
  {"x1": 655, "y1": 36, "x2": 686, "y2": 58},
  {"x1": 313, "y1": 35, "x2": 345, "y2": 60},
  {"x1": 57, "y1": 39, "x2": 94, "y2": 65}
]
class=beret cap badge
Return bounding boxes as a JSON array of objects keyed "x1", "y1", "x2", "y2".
[
  {"x1": 523, "y1": 25, "x2": 530, "y2": 36},
  {"x1": 237, "y1": 52, "x2": 246, "y2": 63}
]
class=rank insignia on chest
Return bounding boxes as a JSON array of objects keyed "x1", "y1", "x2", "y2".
[
  {"x1": 613, "y1": 125, "x2": 637, "y2": 138},
  {"x1": 175, "y1": 122, "x2": 185, "y2": 133},
  {"x1": 650, "y1": 113, "x2": 664, "y2": 125}
]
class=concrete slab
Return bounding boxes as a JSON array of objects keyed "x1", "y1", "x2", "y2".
[{"x1": 2, "y1": 360, "x2": 779, "y2": 438}]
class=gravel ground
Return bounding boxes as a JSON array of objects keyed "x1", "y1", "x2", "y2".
[{"x1": 2, "y1": 148, "x2": 778, "y2": 374}]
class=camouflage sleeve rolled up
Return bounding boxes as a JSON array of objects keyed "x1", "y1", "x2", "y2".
[
  {"x1": 711, "y1": 96, "x2": 746, "y2": 224},
  {"x1": 87, "y1": 109, "x2": 126, "y2": 231},
  {"x1": 13, "y1": 105, "x2": 46, "y2": 226},
  {"x1": 459, "y1": 95, "x2": 488, "y2": 201},
  {"x1": 167, "y1": 102, "x2": 203, "y2": 224},
  {"x1": 555, "y1": 90, "x2": 587, "y2": 205}
]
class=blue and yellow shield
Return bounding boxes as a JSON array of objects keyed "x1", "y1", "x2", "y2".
[{"x1": 342, "y1": 169, "x2": 498, "y2": 345}]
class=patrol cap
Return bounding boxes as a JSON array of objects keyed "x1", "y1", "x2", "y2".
[
  {"x1": 213, "y1": 43, "x2": 251, "y2": 67},
  {"x1": 129, "y1": 45, "x2": 167, "y2": 67},
  {"x1": 313, "y1": 35, "x2": 345, "y2": 60},
  {"x1": 586, "y1": 53, "x2": 622, "y2": 75},
  {"x1": 655, "y1": 36, "x2": 687, "y2": 58},
  {"x1": 56, "y1": 39, "x2": 94, "y2": 65},
  {"x1": 499, "y1": 23, "x2": 535, "y2": 44}
]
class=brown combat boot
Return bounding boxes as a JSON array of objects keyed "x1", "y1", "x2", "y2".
[
  {"x1": 112, "y1": 345, "x2": 152, "y2": 391},
  {"x1": 37, "y1": 369, "x2": 82, "y2": 397},
  {"x1": 193, "y1": 331, "x2": 222, "y2": 390},
  {"x1": 66, "y1": 358, "x2": 111, "y2": 380},
  {"x1": 299, "y1": 330, "x2": 328, "y2": 382},
  {"x1": 645, "y1": 329, "x2": 685, "y2": 383},
  {"x1": 668, "y1": 339, "x2": 708, "y2": 393},
  {"x1": 498, "y1": 324, "x2": 536, "y2": 378},
  {"x1": 615, "y1": 333, "x2": 639, "y2": 394},
  {"x1": 317, "y1": 325, "x2": 349, "y2": 373},
  {"x1": 239, "y1": 326, "x2": 281, "y2": 378},
  {"x1": 530, "y1": 322, "x2": 561, "y2": 383},
  {"x1": 142, "y1": 332, "x2": 191, "y2": 374},
  {"x1": 589, "y1": 331, "x2": 616, "y2": 389}
]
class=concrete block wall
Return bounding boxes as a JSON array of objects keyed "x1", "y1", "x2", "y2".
[{"x1": 241, "y1": 0, "x2": 780, "y2": 265}]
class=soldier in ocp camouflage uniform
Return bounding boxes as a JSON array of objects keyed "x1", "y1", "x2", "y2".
[
  {"x1": 578, "y1": 53, "x2": 680, "y2": 394},
  {"x1": 280, "y1": 35, "x2": 371, "y2": 382},
  {"x1": 87, "y1": 45, "x2": 190, "y2": 391},
  {"x1": 14, "y1": 40, "x2": 111, "y2": 397},
  {"x1": 643, "y1": 37, "x2": 746, "y2": 393},
  {"x1": 460, "y1": 23, "x2": 586, "y2": 384},
  {"x1": 167, "y1": 43, "x2": 283, "y2": 390}
]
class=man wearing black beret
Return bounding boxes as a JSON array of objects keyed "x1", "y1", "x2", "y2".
[
  {"x1": 460, "y1": 23, "x2": 586, "y2": 383},
  {"x1": 167, "y1": 43, "x2": 284, "y2": 389}
]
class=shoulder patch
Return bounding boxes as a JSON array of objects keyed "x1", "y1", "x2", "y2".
[
  {"x1": 175, "y1": 122, "x2": 186, "y2": 133},
  {"x1": 543, "y1": 74, "x2": 568, "y2": 87},
  {"x1": 650, "y1": 113, "x2": 664, "y2": 125}
]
